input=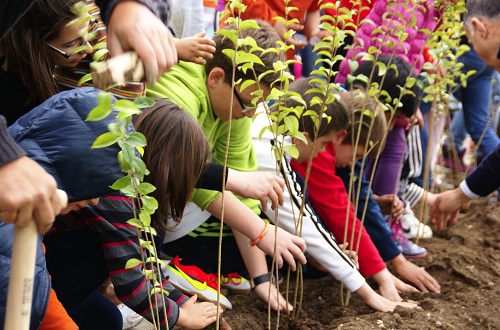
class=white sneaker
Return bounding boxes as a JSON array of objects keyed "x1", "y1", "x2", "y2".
[
  {"x1": 118, "y1": 303, "x2": 143, "y2": 329},
  {"x1": 401, "y1": 206, "x2": 433, "y2": 239}
]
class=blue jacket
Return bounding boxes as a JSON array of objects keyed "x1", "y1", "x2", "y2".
[{"x1": 1, "y1": 88, "x2": 125, "y2": 328}]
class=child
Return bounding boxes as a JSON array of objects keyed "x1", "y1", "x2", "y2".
[
  {"x1": 255, "y1": 77, "x2": 418, "y2": 312},
  {"x1": 291, "y1": 87, "x2": 423, "y2": 302},
  {"x1": 334, "y1": 56, "x2": 440, "y2": 293},
  {"x1": 148, "y1": 20, "x2": 307, "y2": 309},
  {"x1": 9, "y1": 88, "x2": 221, "y2": 329}
]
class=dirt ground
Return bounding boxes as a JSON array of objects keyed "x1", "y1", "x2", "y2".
[
  {"x1": 208, "y1": 199, "x2": 500, "y2": 330},
  {"x1": 133, "y1": 193, "x2": 500, "y2": 330}
]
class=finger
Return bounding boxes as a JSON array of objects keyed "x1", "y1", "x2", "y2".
[
  {"x1": 17, "y1": 203, "x2": 35, "y2": 229},
  {"x1": 273, "y1": 180, "x2": 285, "y2": 206},
  {"x1": 267, "y1": 188, "x2": 279, "y2": 211},
  {"x1": 289, "y1": 23, "x2": 304, "y2": 31},
  {"x1": 194, "y1": 31, "x2": 207, "y2": 38},
  {"x1": 0, "y1": 209, "x2": 18, "y2": 225},
  {"x1": 293, "y1": 236, "x2": 307, "y2": 253},
  {"x1": 106, "y1": 29, "x2": 125, "y2": 57},
  {"x1": 260, "y1": 195, "x2": 268, "y2": 212},
  {"x1": 166, "y1": 29, "x2": 178, "y2": 69},
  {"x1": 283, "y1": 251, "x2": 296, "y2": 271}
]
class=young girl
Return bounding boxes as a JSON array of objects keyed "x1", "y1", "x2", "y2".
[{"x1": 9, "y1": 87, "x2": 221, "y2": 329}]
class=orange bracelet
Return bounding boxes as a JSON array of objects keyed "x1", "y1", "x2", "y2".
[{"x1": 250, "y1": 220, "x2": 270, "y2": 247}]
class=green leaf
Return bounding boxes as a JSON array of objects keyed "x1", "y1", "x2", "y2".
[
  {"x1": 240, "y1": 79, "x2": 256, "y2": 93},
  {"x1": 134, "y1": 97, "x2": 155, "y2": 109},
  {"x1": 138, "y1": 182, "x2": 156, "y2": 195},
  {"x1": 125, "y1": 258, "x2": 142, "y2": 269},
  {"x1": 283, "y1": 115, "x2": 298, "y2": 136},
  {"x1": 127, "y1": 218, "x2": 144, "y2": 229},
  {"x1": 115, "y1": 99, "x2": 142, "y2": 120},
  {"x1": 139, "y1": 212, "x2": 151, "y2": 227},
  {"x1": 110, "y1": 175, "x2": 131, "y2": 190},
  {"x1": 216, "y1": 29, "x2": 238, "y2": 46},
  {"x1": 92, "y1": 49, "x2": 109, "y2": 62},
  {"x1": 77, "y1": 73, "x2": 93, "y2": 86},
  {"x1": 283, "y1": 143, "x2": 299, "y2": 159},
  {"x1": 126, "y1": 132, "x2": 147, "y2": 147},
  {"x1": 91, "y1": 132, "x2": 120, "y2": 148},
  {"x1": 86, "y1": 104, "x2": 112, "y2": 122}
]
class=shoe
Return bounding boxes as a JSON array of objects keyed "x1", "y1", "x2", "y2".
[
  {"x1": 164, "y1": 256, "x2": 233, "y2": 309},
  {"x1": 219, "y1": 273, "x2": 251, "y2": 294},
  {"x1": 118, "y1": 303, "x2": 143, "y2": 330},
  {"x1": 391, "y1": 219, "x2": 427, "y2": 259},
  {"x1": 400, "y1": 205, "x2": 433, "y2": 239}
]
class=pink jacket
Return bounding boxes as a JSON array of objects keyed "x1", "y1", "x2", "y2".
[{"x1": 336, "y1": 0, "x2": 441, "y2": 83}]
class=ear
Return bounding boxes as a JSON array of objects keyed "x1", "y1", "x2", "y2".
[
  {"x1": 470, "y1": 17, "x2": 489, "y2": 39},
  {"x1": 333, "y1": 130, "x2": 347, "y2": 144},
  {"x1": 207, "y1": 67, "x2": 226, "y2": 89}
]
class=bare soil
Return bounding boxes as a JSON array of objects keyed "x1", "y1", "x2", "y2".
[{"x1": 210, "y1": 200, "x2": 500, "y2": 330}]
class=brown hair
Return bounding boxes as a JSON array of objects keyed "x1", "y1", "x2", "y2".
[
  {"x1": 339, "y1": 89, "x2": 387, "y2": 158},
  {"x1": 133, "y1": 99, "x2": 211, "y2": 230},
  {"x1": 0, "y1": 0, "x2": 81, "y2": 108},
  {"x1": 205, "y1": 19, "x2": 282, "y2": 87}
]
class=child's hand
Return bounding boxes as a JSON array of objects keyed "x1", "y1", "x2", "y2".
[
  {"x1": 373, "y1": 194, "x2": 404, "y2": 220},
  {"x1": 175, "y1": 32, "x2": 216, "y2": 65},
  {"x1": 356, "y1": 283, "x2": 420, "y2": 312},
  {"x1": 177, "y1": 294, "x2": 222, "y2": 329},
  {"x1": 254, "y1": 282, "x2": 293, "y2": 312},
  {"x1": 256, "y1": 225, "x2": 306, "y2": 271}
]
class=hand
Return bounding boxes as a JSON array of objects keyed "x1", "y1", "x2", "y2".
[
  {"x1": 0, "y1": 157, "x2": 62, "y2": 233},
  {"x1": 392, "y1": 255, "x2": 441, "y2": 293},
  {"x1": 413, "y1": 108, "x2": 424, "y2": 131},
  {"x1": 226, "y1": 169, "x2": 285, "y2": 212},
  {"x1": 430, "y1": 188, "x2": 471, "y2": 230},
  {"x1": 273, "y1": 21, "x2": 308, "y2": 50},
  {"x1": 356, "y1": 283, "x2": 420, "y2": 312},
  {"x1": 107, "y1": 1, "x2": 178, "y2": 84},
  {"x1": 373, "y1": 194, "x2": 405, "y2": 220},
  {"x1": 254, "y1": 281, "x2": 293, "y2": 312},
  {"x1": 256, "y1": 224, "x2": 306, "y2": 271},
  {"x1": 177, "y1": 294, "x2": 222, "y2": 329},
  {"x1": 175, "y1": 32, "x2": 216, "y2": 65}
]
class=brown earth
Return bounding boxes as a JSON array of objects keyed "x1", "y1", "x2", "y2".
[{"x1": 208, "y1": 199, "x2": 500, "y2": 330}]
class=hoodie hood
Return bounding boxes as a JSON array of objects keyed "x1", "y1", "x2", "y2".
[{"x1": 8, "y1": 87, "x2": 127, "y2": 202}]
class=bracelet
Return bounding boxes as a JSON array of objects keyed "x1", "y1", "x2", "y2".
[
  {"x1": 251, "y1": 273, "x2": 272, "y2": 288},
  {"x1": 250, "y1": 220, "x2": 270, "y2": 247}
]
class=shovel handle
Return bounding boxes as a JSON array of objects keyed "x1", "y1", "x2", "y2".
[{"x1": 4, "y1": 190, "x2": 68, "y2": 330}]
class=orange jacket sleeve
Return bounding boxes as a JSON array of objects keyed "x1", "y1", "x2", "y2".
[{"x1": 39, "y1": 288, "x2": 78, "y2": 330}]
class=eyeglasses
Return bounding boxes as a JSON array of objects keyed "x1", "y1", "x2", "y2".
[
  {"x1": 497, "y1": 45, "x2": 500, "y2": 60},
  {"x1": 46, "y1": 39, "x2": 89, "y2": 59},
  {"x1": 233, "y1": 85, "x2": 257, "y2": 113}
]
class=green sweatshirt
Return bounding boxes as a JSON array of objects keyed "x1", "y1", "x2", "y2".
[{"x1": 147, "y1": 61, "x2": 260, "y2": 213}]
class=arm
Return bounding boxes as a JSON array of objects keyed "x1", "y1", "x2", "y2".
[
  {"x1": 205, "y1": 192, "x2": 306, "y2": 271},
  {"x1": 0, "y1": 116, "x2": 62, "y2": 233},
  {"x1": 233, "y1": 229, "x2": 292, "y2": 311}
]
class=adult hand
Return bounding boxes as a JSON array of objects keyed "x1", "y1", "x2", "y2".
[
  {"x1": 373, "y1": 194, "x2": 404, "y2": 220},
  {"x1": 256, "y1": 224, "x2": 306, "y2": 271},
  {"x1": 107, "y1": 1, "x2": 178, "y2": 84},
  {"x1": 226, "y1": 169, "x2": 285, "y2": 212},
  {"x1": 430, "y1": 188, "x2": 471, "y2": 230},
  {"x1": 0, "y1": 157, "x2": 62, "y2": 233},
  {"x1": 392, "y1": 254, "x2": 441, "y2": 293}
]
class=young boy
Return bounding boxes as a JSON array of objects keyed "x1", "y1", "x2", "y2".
[
  {"x1": 336, "y1": 56, "x2": 440, "y2": 293},
  {"x1": 148, "y1": 20, "x2": 306, "y2": 310},
  {"x1": 254, "y1": 77, "x2": 418, "y2": 311}
]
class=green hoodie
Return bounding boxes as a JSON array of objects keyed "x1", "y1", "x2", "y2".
[{"x1": 147, "y1": 61, "x2": 260, "y2": 213}]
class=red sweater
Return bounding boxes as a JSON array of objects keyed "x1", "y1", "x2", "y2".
[{"x1": 290, "y1": 143, "x2": 386, "y2": 277}]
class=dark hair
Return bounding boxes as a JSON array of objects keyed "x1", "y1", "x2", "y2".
[
  {"x1": 350, "y1": 55, "x2": 420, "y2": 118},
  {"x1": 286, "y1": 77, "x2": 350, "y2": 139},
  {"x1": 205, "y1": 19, "x2": 282, "y2": 87},
  {"x1": 465, "y1": 0, "x2": 500, "y2": 21},
  {"x1": 0, "y1": 0, "x2": 81, "y2": 108},
  {"x1": 133, "y1": 99, "x2": 211, "y2": 230},
  {"x1": 339, "y1": 89, "x2": 387, "y2": 158}
]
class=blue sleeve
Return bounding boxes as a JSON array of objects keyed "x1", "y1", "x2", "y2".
[
  {"x1": 465, "y1": 144, "x2": 500, "y2": 197},
  {"x1": 337, "y1": 163, "x2": 400, "y2": 262}
]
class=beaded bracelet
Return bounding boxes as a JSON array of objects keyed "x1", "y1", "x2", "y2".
[{"x1": 250, "y1": 220, "x2": 270, "y2": 247}]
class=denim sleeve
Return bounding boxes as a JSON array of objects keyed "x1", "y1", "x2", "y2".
[{"x1": 337, "y1": 163, "x2": 401, "y2": 262}]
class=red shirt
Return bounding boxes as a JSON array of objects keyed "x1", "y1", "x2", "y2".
[{"x1": 291, "y1": 143, "x2": 386, "y2": 277}]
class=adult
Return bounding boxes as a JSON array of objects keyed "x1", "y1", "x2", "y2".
[{"x1": 431, "y1": 0, "x2": 500, "y2": 227}]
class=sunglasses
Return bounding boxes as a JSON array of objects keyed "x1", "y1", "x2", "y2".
[{"x1": 233, "y1": 85, "x2": 257, "y2": 113}]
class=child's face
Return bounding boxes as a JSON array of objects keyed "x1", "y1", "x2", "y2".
[
  {"x1": 294, "y1": 130, "x2": 342, "y2": 163},
  {"x1": 334, "y1": 144, "x2": 366, "y2": 168},
  {"x1": 46, "y1": 14, "x2": 93, "y2": 68},
  {"x1": 60, "y1": 198, "x2": 100, "y2": 215},
  {"x1": 208, "y1": 69, "x2": 269, "y2": 121}
]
